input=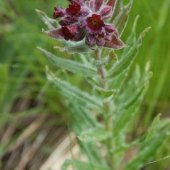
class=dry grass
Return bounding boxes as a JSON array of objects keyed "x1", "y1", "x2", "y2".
[{"x1": 0, "y1": 114, "x2": 77, "y2": 170}]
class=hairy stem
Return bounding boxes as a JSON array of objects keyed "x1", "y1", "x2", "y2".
[
  {"x1": 94, "y1": 48, "x2": 114, "y2": 168},
  {"x1": 95, "y1": 49, "x2": 106, "y2": 88}
]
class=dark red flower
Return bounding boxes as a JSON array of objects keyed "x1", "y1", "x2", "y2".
[
  {"x1": 47, "y1": 25, "x2": 85, "y2": 42},
  {"x1": 66, "y1": 2, "x2": 81, "y2": 16},
  {"x1": 61, "y1": 26, "x2": 76, "y2": 40},
  {"x1": 86, "y1": 14, "x2": 104, "y2": 33},
  {"x1": 50, "y1": 0, "x2": 125, "y2": 49},
  {"x1": 60, "y1": 25, "x2": 85, "y2": 41},
  {"x1": 53, "y1": 7, "x2": 65, "y2": 18},
  {"x1": 59, "y1": 16, "x2": 77, "y2": 26}
]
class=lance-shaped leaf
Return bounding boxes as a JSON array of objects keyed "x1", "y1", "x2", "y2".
[
  {"x1": 68, "y1": 104, "x2": 106, "y2": 165},
  {"x1": 111, "y1": 0, "x2": 133, "y2": 34},
  {"x1": 105, "y1": 32, "x2": 125, "y2": 49},
  {"x1": 107, "y1": 17, "x2": 147, "y2": 96},
  {"x1": 125, "y1": 122, "x2": 170, "y2": 170},
  {"x1": 38, "y1": 47, "x2": 96, "y2": 77},
  {"x1": 114, "y1": 66, "x2": 152, "y2": 136},
  {"x1": 69, "y1": 104, "x2": 100, "y2": 132},
  {"x1": 108, "y1": 24, "x2": 151, "y2": 78},
  {"x1": 94, "y1": 85, "x2": 116, "y2": 98},
  {"x1": 78, "y1": 126, "x2": 111, "y2": 143},
  {"x1": 46, "y1": 69, "x2": 102, "y2": 109},
  {"x1": 54, "y1": 40, "x2": 91, "y2": 54},
  {"x1": 114, "y1": 89, "x2": 144, "y2": 132},
  {"x1": 36, "y1": 9, "x2": 58, "y2": 29},
  {"x1": 146, "y1": 114, "x2": 162, "y2": 140},
  {"x1": 110, "y1": 0, "x2": 123, "y2": 21}
]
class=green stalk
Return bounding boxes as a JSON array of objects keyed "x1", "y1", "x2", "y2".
[
  {"x1": 94, "y1": 49, "x2": 106, "y2": 88},
  {"x1": 94, "y1": 48, "x2": 114, "y2": 169}
]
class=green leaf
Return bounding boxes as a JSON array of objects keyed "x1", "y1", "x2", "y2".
[
  {"x1": 108, "y1": 19, "x2": 151, "y2": 93},
  {"x1": 38, "y1": 47, "x2": 97, "y2": 77},
  {"x1": 146, "y1": 114, "x2": 161, "y2": 140},
  {"x1": 112, "y1": 0, "x2": 133, "y2": 34},
  {"x1": 68, "y1": 102, "x2": 99, "y2": 133},
  {"x1": 36, "y1": 9, "x2": 58, "y2": 29},
  {"x1": 114, "y1": 97, "x2": 141, "y2": 132},
  {"x1": 114, "y1": 66, "x2": 151, "y2": 132},
  {"x1": 55, "y1": 40, "x2": 91, "y2": 54},
  {"x1": 108, "y1": 24, "x2": 151, "y2": 78},
  {"x1": 108, "y1": 68, "x2": 127, "y2": 93},
  {"x1": 68, "y1": 104, "x2": 106, "y2": 165},
  {"x1": 46, "y1": 69, "x2": 102, "y2": 109},
  {"x1": 125, "y1": 128, "x2": 169, "y2": 170},
  {"x1": 78, "y1": 126, "x2": 111, "y2": 143},
  {"x1": 94, "y1": 86, "x2": 115, "y2": 98},
  {"x1": 111, "y1": 0, "x2": 124, "y2": 21}
]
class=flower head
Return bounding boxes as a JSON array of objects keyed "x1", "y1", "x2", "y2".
[
  {"x1": 66, "y1": 2, "x2": 81, "y2": 16},
  {"x1": 61, "y1": 26, "x2": 77, "y2": 40},
  {"x1": 86, "y1": 14, "x2": 104, "y2": 33},
  {"x1": 49, "y1": 0, "x2": 125, "y2": 49}
]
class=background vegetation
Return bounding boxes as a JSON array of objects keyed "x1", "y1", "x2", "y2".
[{"x1": 0, "y1": 0, "x2": 169, "y2": 169}]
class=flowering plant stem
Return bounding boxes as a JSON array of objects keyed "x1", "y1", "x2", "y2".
[
  {"x1": 95, "y1": 48, "x2": 114, "y2": 168},
  {"x1": 37, "y1": 0, "x2": 170, "y2": 169},
  {"x1": 95, "y1": 49, "x2": 106, "y2": 88}
]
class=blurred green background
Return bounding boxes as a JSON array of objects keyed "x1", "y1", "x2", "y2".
[{"x1": 0, "y1": 0, "x2": 169, "y2": 169}]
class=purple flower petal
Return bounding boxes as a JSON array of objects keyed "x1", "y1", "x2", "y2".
[
  {"x1": 86, "y1": 34, "x2": 96, "y2": 47},
  {"x1": 66, "y1": 1, "x2": 81, "y2": 16},
  {"x1": 50, "y1": 0, "x2": 124, "y2": 49},
  {"x1": 105, "y1": 24, "x2": 116, "y2": 33},
  {"x1": 100, "y1": 5, "x2": 113, "y2": 19},
  {"x1": 60, "y1": 25, "x2": 85, "y2": 41},
  {"x1": 88, "y1": 0, "x2": 95, "y2": 11},
  {"x1": 80, "y1": 7, "x2": 90, "y2": 17},
  {"x1": 107, "y1": 0, "x2": 116, "y2": 9},
  {"x1": 69, "y1": 0, "x2": 83, "y2": 5},
  {"x1": 105, "y1": 33, "x2": 125, "y2": 49},
  {"x1": 96, "y1": 38, "x2": 105, "y2": 46},
  {"x1": 59, "y1": 16, "x2": 78, "y2": 26},
  {"x1": 73, "y1": 28, "x2": 86, "y2": 41},
  {"x1": 95, "y1": 0, "x2": 104, "y2": 11},
  {"x1": 47, "y1": 25, "x2": 85, "y2": 42},
  {"x1": 47, "y1": 29, "x2": 63, "y2": 39},
  {"x1": 53, "y1": 7, "x2": 65, "y2": 18},
  {"x1": 86, "y1": 14, "x2": 105, "y2": 33}
]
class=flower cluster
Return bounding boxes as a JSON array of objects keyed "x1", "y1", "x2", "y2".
[{"x1": 48, "y1": 0, "x2": 125, "y2": 49}]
